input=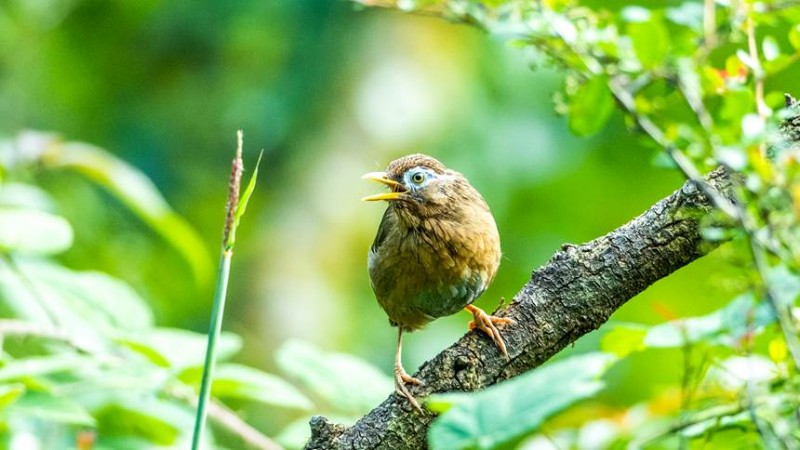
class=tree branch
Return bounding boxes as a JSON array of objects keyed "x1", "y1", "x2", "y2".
[{"x1": 305, "y1": 168, "x2": 737, "y2": 449}]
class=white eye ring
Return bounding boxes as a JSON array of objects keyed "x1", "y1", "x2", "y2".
[{"x1": 411, "y1": 172, "x2": 426, "y2": 184}]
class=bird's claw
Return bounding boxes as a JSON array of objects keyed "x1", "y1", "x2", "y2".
[
  {"x1": 467, "y1": 306, "x2": 515, "y2": 359},
  {"x1": 396, "y1": 369, "x2": 423, "y2": 386},
  {"x1": 394, "y1": 367, "x2": 423, "y2": 413}
]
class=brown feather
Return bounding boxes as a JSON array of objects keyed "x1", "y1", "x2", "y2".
[{"x1": 367, "y1": 154, "x2": 501, "y2": 331}]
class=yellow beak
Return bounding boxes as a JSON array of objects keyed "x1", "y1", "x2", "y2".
[{"x1": 361, "y1": 171, "x2": 405, "y2": 201}]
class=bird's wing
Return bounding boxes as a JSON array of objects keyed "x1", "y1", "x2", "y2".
[{"x1": 370, "y1": 207, "x2": 395, "y2": 254}]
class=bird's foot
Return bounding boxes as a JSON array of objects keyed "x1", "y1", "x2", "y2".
[
  {"x1": 394, "y1": 366, "x2": 424, "y2": 413},
  {"x1": 466, "y1": 305, "x2": 515, "y2": 359}
]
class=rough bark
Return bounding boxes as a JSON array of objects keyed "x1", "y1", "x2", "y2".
[{"x1": 305, "y1": 168, "x2": 737, "y2": 449}]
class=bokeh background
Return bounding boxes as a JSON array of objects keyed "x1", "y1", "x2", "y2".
[{"x1": 1, "y1": 0, "x2": 745, "y2": 441}]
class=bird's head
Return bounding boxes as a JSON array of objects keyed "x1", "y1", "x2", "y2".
[{"x1": 362, "y1": 154, "x2": 479, "y2": 219}]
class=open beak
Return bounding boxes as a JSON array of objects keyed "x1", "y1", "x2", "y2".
[{"x1": 361, "y1": 171, "x2": 405, "y2": 201}]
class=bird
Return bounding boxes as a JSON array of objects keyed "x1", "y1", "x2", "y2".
[{"x1": 362, "y1": 153, "x2": 514, "y2": 412}]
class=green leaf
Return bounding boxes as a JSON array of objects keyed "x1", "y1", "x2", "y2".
[
  {"x1": 276, "y1": 339, "x2": 392, "y2": 414},
  {"x1": 789, "y1": 24, "x2": 800, "y2": 51},
  {"x1": 47, "y1": 141, "x2": 212, "y2": 286},
  {"x1": 31, "y1": 261, "x2": 153, "y2": 331},
  {"x1": 601, "y1": 324, "x2": 647, "y2": 357},
  {"x1": 762, "y1": 36, "x2": 780, "y2": 62},
  {"x1": 627, "y1": 18, "x2": 669, "y2": 69},
  {"x1": 681, "y1": 410, "x2": 752, "y2": 438},
  {"x1": 645, "y1": 293, "x2": 774, "y2": 348},
  {"x1": 568, "y1": 76, "x2": 615, "y2": 137},
  {"x1": 0, "y1": 183, "x2": 56, "y2": 212},
  {"x1": 720, "y1": 89, "x2": 755, "y2": 125},
  {"x1": 117, "y1": 328, "x2": 242, "y2": 370},
  {"x1": 0, "y1": 354, "x2": 94, "y2": 383},
  {"x1": 4, "y1": 259, "x2": 153, "y2": 341},
  {"x1": 95, "y1": 396, "x2": 191, "y2": 445},
  {"x1": 5, "y1": 390, "x2": 95, "y2": 426},
  {"x1": 665, "y1": 3, "x2": 703, "y2": 30},
  {"x1": 0, "y1": 209, "x2": 72, "y2": 255},
  {"x1": 651, "y1": 151, "x2": 678, "y2": 169},
  {"x1": 182, "y1": 363, "x2": 313, "y2": 410},
  {"x1": 427, "y1": 353, "x2": 616, "y2": 450},
  {"x1": 229, "y1": 150, "x2": 263, "y2": 249},
  {"x1": 0, "y1": 383, "x2": 25, "y2": 410},
  {"x1": 620, "y1": 6, "x2": 651, "y2": 23}
]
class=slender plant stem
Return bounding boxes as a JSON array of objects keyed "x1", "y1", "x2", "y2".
[
  {"x1": 192, "y1": 131, "x2": 246, "y2": 450},
  {"x1": 192, "y1": 250, "x2": 233, "y2": 450}
]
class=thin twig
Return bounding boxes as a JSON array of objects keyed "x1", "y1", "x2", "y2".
[
  {"x1": 704, "y1": 0, "x2": 717, "y2": 49},
  {"x1": 637, "y1": 403, "x2": 747, "y2": 447},
  {"x1": 607, "y1": 77, "x2": 741, "y2": 219},
  {"x1": 745, "y1": 10, "x2": 769, "y2": 120},
  {"x1": 744, "y1": 228, "x2": 800, "y2": 371}
]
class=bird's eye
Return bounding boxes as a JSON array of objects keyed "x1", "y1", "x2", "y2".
[{"x1": 411, "y1": 172, "x2": 426, "y2": 184}]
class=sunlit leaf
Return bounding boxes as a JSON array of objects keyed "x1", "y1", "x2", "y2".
[
  {"x1": 651, "y1": 152, "x2": 678, "y2": 169},
  {"x1": 427, "y1": 353, "x2": 616, "y2": 450},
  {"x1": 762, "y1": 36, "x2": 780, "y2": 62},
  {"x1": 627, "y1": 18, "x2": 669, "y2": 69},
  {"x1": 601, "y1": 324, "x2": 647, "y2": 357},
  {"x1": 25, "y1": 260, "x2": 153, "y2": 331},
  {"x1": 681, "y1": 411, "x2": 751, "y2": 438},
  {"x1": 0, "y1": 209, "x2": 72, "y2": 255},
  {"x1": 789, "y1": 24, "x2": 800, "y2": 51},
  {"x1": 182, "y1": 363, "x2": 313, "y2": 410},
  {"x1": 5, "y1": 390, "x2": 95, "y2": 426},
  {"x1": 741, "y1": 114, "x2": 766, "y2": 141},
  {"x1": 6, "y1": 259, "x2": 153, "y2": 344},
  {"x1": 0, "y1": 259, "x2": 58, "y2": 326},
  {"x1": 45, "y1": 142, "x2": 212, "y2": 285},
  {"x1": 720, "y1": 89, "x2": 756, "y2": 125},
  {"x1": 0, "y1": 383, "x2": 25, "y2": 410},
  {"x1": 0, "y1": 354, "x2": 94, "y2": 383},
  {"x1": 117, "y1": 328, "x2": 242, "y2": 370},
  {"x1": 665, "y1": 3, "x2": 703, "y2": 30},
  {"x1": 568, "y1": 76, "x2": 614, "y2": 137},
  {"x1": 620, "y1": 6, "x2": 650, "y2": 23},
  {"x1": 768, "y1": 337, "x2": 788, "y2": 363},
  {"x1": 0, "y1": 183, "x2": 56, "y2": 212},
  {"x1": 276, "y1": 339, "x2": 392, "y2": 414}
]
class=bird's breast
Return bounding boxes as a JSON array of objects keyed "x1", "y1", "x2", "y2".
[{"x1": 368, "y1": 208, "x2": 501, "y2": 330}]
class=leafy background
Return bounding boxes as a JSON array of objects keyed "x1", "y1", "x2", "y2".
[{"x1": 1, "y1": 0, "x2": 798, "y2": 448}]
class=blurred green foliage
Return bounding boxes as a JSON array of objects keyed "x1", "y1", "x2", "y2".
[
  {"x1": 2, "y1": 0, "x2": 800, "y2": 448},
  {"x1": 367, "y1": 0, "x2": 800, "y2": 448}
]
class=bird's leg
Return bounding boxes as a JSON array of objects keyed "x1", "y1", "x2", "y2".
[
  {"x1": 465, "y1": 304, "x2": 515, "y2": 359},
  {"x1": 394, "y1": 328, "x2": 423, "y2": 413}
]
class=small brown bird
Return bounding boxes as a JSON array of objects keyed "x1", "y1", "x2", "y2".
[{"x1": 362, "y1": 154, "x2": 514, "y2": 412}]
